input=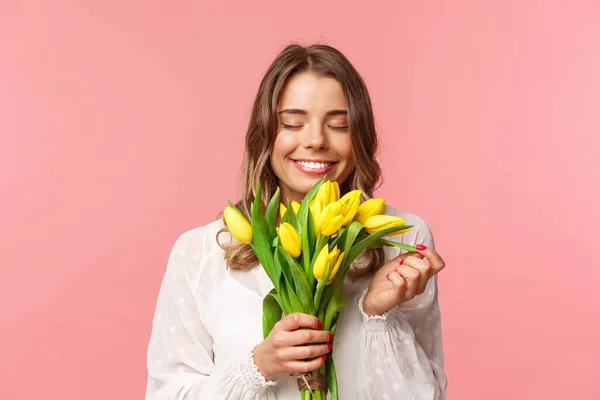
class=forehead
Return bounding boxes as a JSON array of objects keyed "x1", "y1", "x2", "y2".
[{"x1": 277, "y1": 72, "x2": 348, "y2": 112}]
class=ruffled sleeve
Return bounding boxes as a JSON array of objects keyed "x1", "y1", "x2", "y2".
[
  {"x1": 145, "y1": 229, "x2": 276, "y2": 400},
  {"x1": 355, "y1": 223, "x2": 447, "y2": 399}
]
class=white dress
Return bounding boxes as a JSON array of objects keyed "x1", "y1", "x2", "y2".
[{"x1": 145, "y1": 206, "x2": 447, "y2": 399}]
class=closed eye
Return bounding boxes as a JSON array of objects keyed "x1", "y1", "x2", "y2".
[{"x1": 282, "y1": 124, "x2": 303, "y2": 130}]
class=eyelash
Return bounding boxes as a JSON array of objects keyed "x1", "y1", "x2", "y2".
[{"x1": 282, "y1": 124, "x2": 349, "y2": 131}]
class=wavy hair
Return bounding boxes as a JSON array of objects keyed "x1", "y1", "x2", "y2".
[{"x1": 217, "y1": 43, "x2": 384, "y2": 278}]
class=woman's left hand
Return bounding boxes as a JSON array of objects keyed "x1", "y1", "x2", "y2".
[{"x1": 362, "y1": 245, "x2": 446, "y2": 316}]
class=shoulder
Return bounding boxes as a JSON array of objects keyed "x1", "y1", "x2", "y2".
[
  {"x1": 384, "y1": 204, "x2": 436, "y2": 248},
  {"x1": 173, "y1": 218, "x2": 227, "y2": 248},
  {"x1": 165, "y1": 218, "x2": 228, "y2": 274}
]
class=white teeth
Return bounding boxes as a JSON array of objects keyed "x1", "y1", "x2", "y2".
[{"x1": 296, "y1": 160, "x2": 333, "y2": 170}]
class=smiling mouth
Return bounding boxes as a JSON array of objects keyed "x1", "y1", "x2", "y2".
[{"x1": 293, "y1": 160, "x2": 336, "y2": 170}]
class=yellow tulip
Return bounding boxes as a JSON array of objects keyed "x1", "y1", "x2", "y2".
[
  {"x1": 315, "y1": 180, "x2": 340, "y2": 206},
  {"x1": 277, "y1": 222, "x2": 302, "y2": 258},
  {"x1": 313, "y1": 244, "x2": 344, "y2": 284},
  {"x1": 279, "y1": 203, "x2": 287, "y2": 219},
  {"x1": 327, "y1": 250, "x2": 345, "y2": 284},
  {"x1": 338, "y1": 190, "x2": 361, "y2": 226},
  {"x1": 315, "y1": 201, "x2": 344, "y2": 236},
  {"x1": 280, "y1": 201, "x2": 301, "y2": 219},
  {"x1": 355, "y1": 198, "x2": 385, "y2": 225},
  {"x1": 291, "y1": 201, "x2": 300, "y2": 214},
  {"x1": 223, "y1": 206, "x2": 253, "y2": 244},
  {"x1": 363, "y1": 214, "x2": 409, "y2": 236}
]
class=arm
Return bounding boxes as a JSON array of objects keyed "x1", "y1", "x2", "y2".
[
  {"x1": 356, "y1": 226, "x2": 448, "y2": 399},
  {"x1": 145, "y1": 230, "x2": 275, "y2": 400}
]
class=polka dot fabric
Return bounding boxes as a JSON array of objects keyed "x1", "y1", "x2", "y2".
[{"x1": 145, "y1": 206, "x2": 447, "y2": 399}]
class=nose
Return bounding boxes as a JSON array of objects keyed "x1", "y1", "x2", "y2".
[{"x1": 302, "y1": 123, "x2": 328, "y2": 150}]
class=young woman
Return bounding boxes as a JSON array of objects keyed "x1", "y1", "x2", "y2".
[{"x1": 145, "y1": 44, "x2": 447, "y2": 399}]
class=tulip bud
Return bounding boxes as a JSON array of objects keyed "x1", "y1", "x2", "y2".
[
  {"x1": 355, "y1": 198, "x2": 386, "y2": 225},
  {"x1": 277, "y1": 222, "x2": 302, "y2": 258},
  {"x1": 223, "y1": 206, "x2": 253, "y2": 244},
  {"x1": 363, "y1": 214, "x2": 409, "y2": 236},
  {"x1": 279, "y1": 203, "x2": 287, "y2": 219},
  {"x1": 313, "y1": 244, "x2": 330, "y2": 281},
  {"x1": 313, "y1": 244, "x2": 344, "y2": 284},
  {"x1": 338, "y1": 190, "x2": 361, "y2": 226},
  {"x1": 315, "y1": 180, "x2": 340, "y2": 207},
  {"x1": 291, "y1": 201, "x2": 300, "y2": 214},
  {"x1": 315, "y1": 201, "x2": 344, "y2": 236},
  {"x1": 327, "y1": 251, "x2": 345, "y2": 284},
  {"x1": 280, "y1": 201, "x2": 301, "y2": 219}
]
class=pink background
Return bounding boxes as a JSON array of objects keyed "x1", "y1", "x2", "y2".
[{"x1": 2, "y1": 1, "x2": 599, "y2": 399}]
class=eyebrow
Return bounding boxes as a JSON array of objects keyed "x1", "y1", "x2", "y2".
[{"x1": 277, "y1": 109, "x2": 348, "y2": 116}]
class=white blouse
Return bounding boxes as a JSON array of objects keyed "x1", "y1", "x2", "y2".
[{"x1": 145, "y1": 206, "x2": 447, "y2": 399}]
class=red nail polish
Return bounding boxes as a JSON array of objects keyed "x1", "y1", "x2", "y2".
[
  {"x1": 317, "y1": 320, "x2": 322, "y2": 329},
  {"x1": 399, "y1": 259, "x2": 404, "y2": 265},
  {"x1": 322, "y1": 355, "x2": 327, "y2": 361},
  {"x1": 329, "y1": 333, "x2": 334, "y2": 341},
  {"x1": 416, "y1": 244, "x2": 427, "y2": 251},
  {"x1": 328, "y1": 344, "x2": 333, "y2": 351}
]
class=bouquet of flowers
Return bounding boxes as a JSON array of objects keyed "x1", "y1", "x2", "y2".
[{"x1": 223, "y1": 177, "x2": 417, "y2": 400}]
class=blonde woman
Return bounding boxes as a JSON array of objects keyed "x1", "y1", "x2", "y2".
[{"x1": 145, "y1": 44, "x2": 447, "y2": 399}]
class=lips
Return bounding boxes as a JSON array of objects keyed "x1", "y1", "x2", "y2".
[{"x1": 292, "y1": 159, "x2": 337, "y2": 175}]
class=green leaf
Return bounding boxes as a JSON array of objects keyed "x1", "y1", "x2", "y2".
[
  {"x1": 274, "y1": 246, "x2": 296, "y2": 293},
  {"x1": 298, "y1": 177, "x2": 326, "y2": 277},
  {"x1": 251, "y1": 180, "x2": 281, "y2": 291},
  {"x1": 324, "y1": 287, "x2": 346, "y2": 331},
  {"x1": 345, "y1": 225, "x2": 415, "y2": 269},
  {"x1": 277, "y1": 275, "x2": 291, "y2": 315},
  {"x1": 265, "y1": 187, "x2": 280, "y2": 241},
  {"x1": 286, "y1": 285, "x2": 305, "y2": 313},
  {"x1": 226, "y1": 199, "x2": 246, "y2": 217},
  {"x1": 367, "y1": 238, "x2": 418, "y2": 253},
  {"x1": 262, "y1": 289, "x2": 282, "y2": 339},
  {"x1": 278, "y1": 247, "x2": 316, "y2": 315},
  {"x1": 342, "y1": 221, "x2": 365, "y2": 254}
]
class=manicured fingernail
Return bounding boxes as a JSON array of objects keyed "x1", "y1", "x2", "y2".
[
  {"x1": 399, "y1": 259, "x2": 404, "y2": 265},
  {"x1": 322, "y1": 355, "x2": 327, "y2": 361},
  {"x1": 416, "y1": 244, "x2": 427, "y2": 251},
  {"x1": 317, "y1": 320, "x2": 322, "y2": 329},
  {"x1": 329, "y1": 333, "x2": 334, "y2": 341},
  {"x1": 328, "y1": 344, "x2": 333, "y2": 351}
]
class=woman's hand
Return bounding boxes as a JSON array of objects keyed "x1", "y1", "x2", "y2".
[
  {"x1": 252, "y1": 313, "x2": 333, "y2": 382},
  {"x1": 363, "y1": 245, "x2": 446, "y2": 316}
]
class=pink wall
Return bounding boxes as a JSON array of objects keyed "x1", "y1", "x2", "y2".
[{"x1": 2, "y1": 1, "x2": 599, "y2": 399}]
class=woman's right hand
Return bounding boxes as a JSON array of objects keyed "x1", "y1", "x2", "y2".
[{"x1": 252, "y1": 313, "x2": 333, "y2": 382}]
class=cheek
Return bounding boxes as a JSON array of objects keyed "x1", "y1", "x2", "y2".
[
  {"x1": 272, "y1": 132, "x2": 296, "y2": 158},
  {"x1": 337, "y1": 136, "x2": 353, "y2": 163}
]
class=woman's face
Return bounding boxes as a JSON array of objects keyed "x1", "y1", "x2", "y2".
[{"x1": 271, "y1": 72, "x2": 354, "y2": 204}]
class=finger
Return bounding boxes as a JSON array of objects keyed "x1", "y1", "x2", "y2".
[
  {"x1": 276, "y1": 313, "x2": 322, "y2": 332},
  {"x1": 278, "y1": 343, "x2": 332, "y2": 361},
  {"x1": 283, "y1": 354, "x2": 328, "y2": 374},
  {"x1": 393, "y1": 252, "x2": 424, "y2": 264},
  {"x1": 288, "y1": 328, "x2": 333, "y2": 346},
  {"x1": 386, "y1": 270, "x2": 405, "y2": 287},
  {"x1": 396, "y1": 264, "x2": 421, "y2": 300},
  {"x1": 403, "y1": 256, "x2": 432, "y2": 294},
  {"x1": 415, "y1": 245, "x2": 446, "y2": 273}
]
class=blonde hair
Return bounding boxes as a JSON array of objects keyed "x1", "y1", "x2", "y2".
[{"x1": 217, "y1": 43, "x2": 384, "y2": 278}]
